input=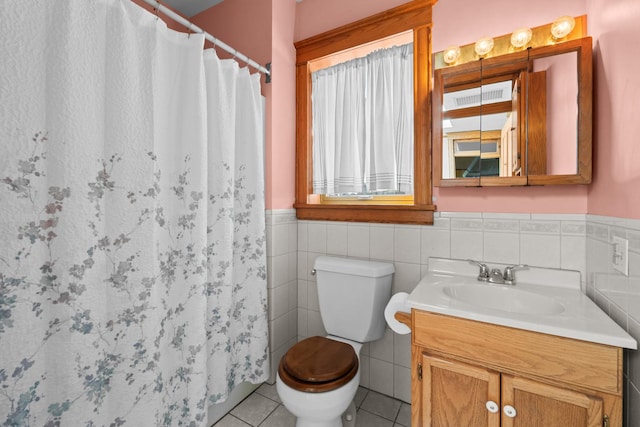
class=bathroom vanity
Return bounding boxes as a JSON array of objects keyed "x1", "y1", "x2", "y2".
[{"x1": 397, "y1": 258, "x2": 636, "y2": 427}]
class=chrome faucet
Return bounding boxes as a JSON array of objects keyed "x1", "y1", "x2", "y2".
[
  {"x1": 503, "y1": 264, "x2": 528, "y2": 285},
  {"x1": 468, "y1": 260, "x2": 528, "y2": 285},
  {"x1": 467, "y1": 260, "x2": 489, "y2": 282},
  {"x1": 488, "y1": 268, "x2": 505, "y2": 284}
]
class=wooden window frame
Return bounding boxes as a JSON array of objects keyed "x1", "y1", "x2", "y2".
[{"x1": 293, "y1": 0, "x2": 436, "y2": 225}]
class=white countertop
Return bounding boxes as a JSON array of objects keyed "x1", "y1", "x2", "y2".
[{"x1": 406, "y1": 258, "x2": 637, "y2": 349}]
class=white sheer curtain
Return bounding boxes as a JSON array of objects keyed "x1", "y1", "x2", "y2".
[
  {"x1": 312, "y1": 43, "x2": 414, "y2": 195},
  {"x1": 0, "y1": 0, "x2": 268, "y2": 425}
]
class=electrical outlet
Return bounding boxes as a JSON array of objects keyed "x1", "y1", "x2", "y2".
[{"x1": 612, "y1": 236, "x2": 629, "y2": 276}]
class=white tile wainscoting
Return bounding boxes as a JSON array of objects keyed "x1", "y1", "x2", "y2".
[
  {"x1": 586, "y1": 215, "x2": 640, "y2": 426},
  {"x1": 265, "y1": 210, "x2": 640, "y2": 425},
  {"x1": 265, "y1": 210, "x2": 299, "y2": 383}
]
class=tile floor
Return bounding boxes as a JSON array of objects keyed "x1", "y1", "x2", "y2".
[{"x1": 212, "y1": 383, "x2": 411, "y2": 427}]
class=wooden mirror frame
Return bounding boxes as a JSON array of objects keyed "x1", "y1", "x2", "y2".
[
  {"x1": 433, "y1": 37, "x2": 592, "y2": 187},
  {"x1": 293, "y1": 0, "x2": 437, "y2": 225}
]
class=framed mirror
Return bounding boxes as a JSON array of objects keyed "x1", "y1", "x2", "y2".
[{"x1": 433, "y1": 37, "x2": 592, "y2": 187}]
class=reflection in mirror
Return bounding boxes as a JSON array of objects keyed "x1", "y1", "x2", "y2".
[
  {"x1": 529, "y1": 51, "x2": 578, "y2": 176},
  {"x1": 433, "y1": 37, "x2": 592, "y2": 186},
  {"x1": 442, "y1": 78, "x2": 516, "y2": 179}
]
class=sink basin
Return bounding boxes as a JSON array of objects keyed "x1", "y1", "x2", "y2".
[
  {"x1": 405, "y1": 258, "x2": 638, "y2": 349},
  {"x1": 443, "y1": 284, "x2": 565, "y2": 316}
]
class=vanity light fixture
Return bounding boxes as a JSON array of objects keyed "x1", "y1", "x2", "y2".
[
  {"x1": 474, "y1": 37, "x2": 494, "y2": 57},
  {"x1": 442, "y1": 46, "x2": 461, "y2": 65},
  {"x1": 510, "y1": 27, "x2": 532, "y2": 48},
  {"x1": 551, "y1": 15, "x2": 575, "y2": 39},
  {"x1": 434, "y1": 15, "x2": 585, "y2": 69}
]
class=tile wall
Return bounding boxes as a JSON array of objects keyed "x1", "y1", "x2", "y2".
[
  {"x1": 585, "y1": 215, "x2": 640, "y2": 426},
  {"x1": 266, "y1": 209, "x2": 640, "y2": 425},
  {"x1": 295, "y1": 211, "x2": 588, "y2": 403},
  {"x1": 265, "y1": 210, "x2": 299, "y2": 383}
]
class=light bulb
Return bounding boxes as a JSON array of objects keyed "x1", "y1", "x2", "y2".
[
  {"x1": 474, "y1": 37, "x2": 494, "y2": 57},
  {"x1": 510, "y1": 27, "x2": 532, "y2": 48},
  {"x1": 551, "y1": 16, "x2": 575, "y2": 39},
  {"x1": 442, "y1": 46, "x2": 461, "y2": 65}
]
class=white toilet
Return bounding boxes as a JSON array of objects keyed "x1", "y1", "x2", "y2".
[{"x1": 276, "y1": 256, "x2": 394, "y2": 427}]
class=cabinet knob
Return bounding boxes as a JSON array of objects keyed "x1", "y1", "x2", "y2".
[
  {"x1": 503, "y1": 405, "x2": 517, "y2": 418},
  {"x1": 485, "y1": 401, "x2": 499, "y2": 413}
]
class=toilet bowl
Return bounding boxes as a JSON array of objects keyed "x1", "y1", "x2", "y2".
[
  {"x1": 276, "y1": 256, "x2": 394, "y2": 427},
  {"x1": 276, "y1": 336, "x2": 361, "y2": 427}
]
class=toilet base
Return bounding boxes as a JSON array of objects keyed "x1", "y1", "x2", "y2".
[
  {"x1": 341, "y1": 400, "x2": 357, "y2": 427},
  {"x1": 292, "y1": 400, "x2": 356, "y2": 427},
  {"x1": 294, "y1": 417, "x2": 342, "y2": 427}
]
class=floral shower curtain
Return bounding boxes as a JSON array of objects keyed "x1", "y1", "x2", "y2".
[{"x1": 0, "y1": 0, "x2": 269, "y2": 425}]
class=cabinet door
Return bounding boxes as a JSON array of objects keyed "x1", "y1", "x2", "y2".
[
  {"x1": 501, "y1": 375, "x2": 603, "y2": 427},
  {"x1": 422, "y1": 354, "x2": 500, "y2": 427}
]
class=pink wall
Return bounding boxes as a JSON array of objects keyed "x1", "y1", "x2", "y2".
[
  {"x1": 194, "y1": 0, "x2": 297, "y2": 210},
  {"x1": 294, "y1": 0, "x2": 409, "y2": 42},
  {"x1": 587, "y1": 0, "x2": 640, "y2": 219},
  {"x1": 269, "y1": 0, "x2": 298, "y2": 209},
  {"x1": 190, "y1": 0, "x2": 640, "y2": 218},
  {"x1": 534, "y1": 54, "x2": 578, "y2": 175},
  {"x1": 294, "y1": 0, "x2": 589, "y2": 214},
  {"x1": 431, "y1": 0, "x2": 585, "y2": 52},
  {"x1": 193, "y1": 0, "x2": 271, "y2": 70},
  {"x1": 293, "y1": 0, "x2": 591, "y2": 214}
]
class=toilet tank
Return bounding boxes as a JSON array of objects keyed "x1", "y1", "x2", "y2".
[{"x1": 313, "y1": 256, "x2": 394, "y2": 343}]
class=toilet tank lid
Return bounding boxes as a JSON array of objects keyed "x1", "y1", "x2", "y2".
[{"x1": 314, "y1": 256, "x2": 394, "y2": 278}]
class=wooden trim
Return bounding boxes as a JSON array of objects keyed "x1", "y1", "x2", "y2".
[
  {"x1": 443, "y1": 101, "x2": 512, "y2": 120},
  {"x1": 320, "y1": 194, "x2": 414, "y2": 205},
  {"x1": 525, "y1": 37, "x2": 592, "y2": 184},
  {"x1": 432, "y1": 69, "x2": 447, "y2": 187},
  {"x1": 412, "y1": 310, "x2": 622, "y2": 395},
  {"x1": 295, "y1": 63, "x2": 312, "y2": 204},
  {"x1": 294, "y1": 1, "x2": 436, "y2": 224},
  {"x1": 295, "y1": 1, "x2": 434, "y2": 64},
  {"x1": 411, "y1": 343, "x2": 423, "y2": 427},
  {"x1": 577, "y1": 36, "x2": 593, "y2": 183},
  {"x1": 308, "y1": 31, "x2": 414, "y2": 72},
  {"x1": 413, "y1": 23, "x2": 433, "y2": 208},
  {"x1": 395, "y1": 311, "x2": 412, "y2": 329},
  {"x1": 433, "y1": 37, "x2": 592, "y2": 187},
  {"x1": 294, "y1": 203, "x2": 435, "y2": 225}
]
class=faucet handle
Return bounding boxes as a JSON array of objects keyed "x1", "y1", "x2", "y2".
[
  {"x1": 503, "y1": 264, "x2": 528, "y2": 284},
  {"x1": 468, "y1": 259, "x2": 490, "y2": 281}
]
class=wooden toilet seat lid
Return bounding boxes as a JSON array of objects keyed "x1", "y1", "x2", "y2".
[{"x1": 278, "y1": 336, "x2": 358, "y2": 392}]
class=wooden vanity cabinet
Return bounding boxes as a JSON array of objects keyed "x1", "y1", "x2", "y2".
[{"x1": 410, "y1": 310, "x2": 623, "y2": 427}]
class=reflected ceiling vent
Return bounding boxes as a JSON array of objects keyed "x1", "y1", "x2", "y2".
[{"x1": 455, "y1": 89, "x2": 505, "y2": 107}]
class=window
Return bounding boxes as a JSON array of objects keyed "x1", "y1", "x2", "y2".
[
  {"x1": 312, "y1": 42, "x2": 414, "y2": 199},
  {"x1": 294, "y1": 1, "x2": 436, "y2": 225}
]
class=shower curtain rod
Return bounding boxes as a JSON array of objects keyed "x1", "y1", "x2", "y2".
[{"x1": 141, "y1": 0, "x2": 272, "y2": 82}]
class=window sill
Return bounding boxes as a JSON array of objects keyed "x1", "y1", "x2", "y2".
[{"x1": 293, "y1": 203, "x2": 435, "y2": 225}]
